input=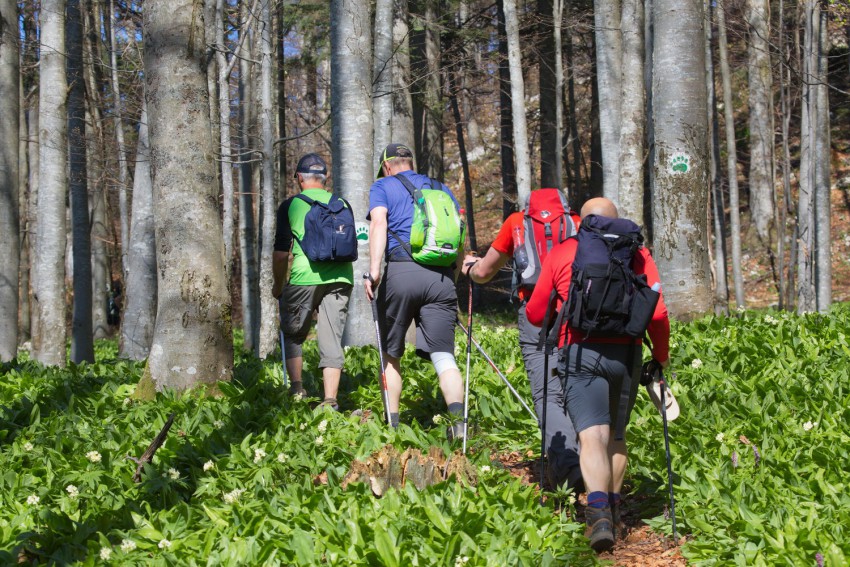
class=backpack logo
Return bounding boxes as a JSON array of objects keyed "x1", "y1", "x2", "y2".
[{"x1": 540, "y1": 210, "x2": 551, "y2": 219}]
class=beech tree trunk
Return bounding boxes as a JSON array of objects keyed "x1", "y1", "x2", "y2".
[
  {"x1": 108, "y1": 0, "x2": 131, "y2": 283},
  {"x1": 617, "y1": 0, "x2": 644, "y2": 221},
  {"x1": 331, "y1": 0, "x2": 374, "y2": 346},
  {"x1": 797, "y1": 0, "x2": 817, "y2": 314},
  {"x1": 497, "y1": 1, "x2": 517, "y2": 217},
  {"x1": 594, "y1": 0, "x2": 622, "y2": 203},
  {"x1": 411, "y1": 1, "x2": 443, "y2": 178},
  {"x1": 501, "y1": 0, "x2": 531, "y2": 208},
  {"x1": 143, "y1": 0, "x2": 233, "y2": 390},
  {"x1": 813, "y1": 7, "x2": 830, "y2": 312},
  {"x1": 26, "y1": 99, "x2": 39, "y2": 345},
  {"x1": 746, "y1": 0, "x2": 775, "y2": 242},
  {"x1": 651, "y1": 0, "x2": 712, "y2": 319},
  {"x1": 215, "y1": 0, "x2": 238, "y2": 275},
  {"x1": 374, "y1": 0, "x2": 393, "y2": 172},
  {"x1": 0, "y1": 0, "x2": 19, "y2": 361},
  {"x1": 392, "y1": 0, "x2": 415, "y2": 147},
  {"x1": 539, "y1": 0, "x2": 564, "y2": 189},
  {"x1": 717, "y1": 0, "x2": 745, "y2": 308},
  {"x1": 33, "y1": 0, "x2": 68, "y2": 367}
]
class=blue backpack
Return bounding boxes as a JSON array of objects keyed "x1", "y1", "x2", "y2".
[{"x1": 293, "y1": 193, "x2": 358, "y2": 263}]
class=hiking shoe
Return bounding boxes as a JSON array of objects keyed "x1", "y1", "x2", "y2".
[
  {"x1": 612, "y1": 501, "x2": 628, "y2": 541},
  {"x1": 318, "y1": 398, "x2": 339, "y2": 411},
  {"x1": 288, "y1": 382, "x2": 307, "y2": 397},
  {"x1": 446, "y1": 422, "x2": 465, "y2": 442},
  {"x1": 585, "y1": 506, "x2": 615, "y2": 553}
]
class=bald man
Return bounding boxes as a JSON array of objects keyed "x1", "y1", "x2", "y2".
[{"x1": 525, "y1": 198, "x2": 670, "y2": 552}]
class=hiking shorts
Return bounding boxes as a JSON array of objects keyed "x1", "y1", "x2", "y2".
[
  {"x1": 558, "y1": 342, "x2": 642, "y2": 435},
  {"x1": 281, "y1": 281, "x2": 352, "y2": 369},
  {"x1": 377, "y1": 260, "x2": 457, "y2": 359}
]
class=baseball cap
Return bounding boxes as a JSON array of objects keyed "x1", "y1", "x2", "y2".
[
  {"x1": 376, "y1": 143, "x2": 414, "y2": 179},
  {"x1": 294, "y1": 153, "x2": 328, "y2": 177}
]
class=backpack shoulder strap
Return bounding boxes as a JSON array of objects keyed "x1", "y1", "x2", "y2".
[
  {"x1": 294, "y1": 193, "x2": 315, "y2": 206},
  {"x1": 393, "y1": 173, "x2": 419, "y2": 199}
]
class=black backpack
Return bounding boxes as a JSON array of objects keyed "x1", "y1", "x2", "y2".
[
  {"x1": 293, "y1": 193, "x2": 358, "y2": 263},
  {"x1": 565, "y1": 215, "x2": 660, "y2": 338}
]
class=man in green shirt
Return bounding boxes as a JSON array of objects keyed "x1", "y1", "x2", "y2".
[{"x1": 272, "y1": 154, "x2": 354, "y2": 409}]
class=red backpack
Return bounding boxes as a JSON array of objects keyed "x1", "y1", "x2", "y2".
[{"x1": 512, "y1": 188, "x2": 578, "y2": 293}]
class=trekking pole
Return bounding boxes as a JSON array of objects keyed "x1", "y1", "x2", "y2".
[
  {"x1": 278, "y1": 296, "x2": 288, "y2": 389},
  {"x1": 462, "y1": 275, "x2": 473, "y2": 454},
  {"x1": 365, "y1": 275, "x2": 393, "y2": 426},
  {"x1": 659, "y1": 371, "x2": 678, "y2": 542},
  {"x1": 456, "y1": 320, "x2": 536, "y2": 421},
  {"x1": 538, "y1": 289, "x2": 559, "y2": 499}
]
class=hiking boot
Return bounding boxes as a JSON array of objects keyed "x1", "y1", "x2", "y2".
[
  {"x1": 318, "y1": 398, "x2": 339, "y2": 411},
  {"x1": 446, "y1": 422, "x2": 465, "y2": 442},
  {"x1": 288, "y1": 382, "x2": 307, "y2": 397},
  {"x1": 585, "y1": 505, "x2": 615, "y2": 553},
  {"x1": 612, "y1": 501, "x2": 628, "y2": 541}
]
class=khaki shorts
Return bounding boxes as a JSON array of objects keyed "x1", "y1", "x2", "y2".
[{"x1": 281, "y1": 282, "x2": 352, "y2": 369}]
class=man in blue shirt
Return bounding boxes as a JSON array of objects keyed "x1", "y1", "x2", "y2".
[{"x1": 363, "y1": 144, "x2": 465, "y2": 438}]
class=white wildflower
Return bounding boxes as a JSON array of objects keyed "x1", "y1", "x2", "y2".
[
  {"x1": 765, "y1": 315, "x2": 779, "y2": 325},
  {"x1": 120, "y1": 539, "x2": 137, "y2": 553},
  {"x1": 158, "y1": 539, "x2": 171, "y2": 549},
  {"x1": 454, "y1": 556, "x2": 470, "y2": 567},
  {"x1": 23, "y1": 442, "x2": 34, "y2": 452},
  {"x1": 736, "y1": 305, "x2": 746, "y2": 313},
  {"x1": 167, "y1": 467, "x2": 180, "y2": 480},
  {"x1": 691, "y1": 358, "x2": 703, "y2": 369},
  {"x1": 86, "y1": 450, "x2": 102, "y2": 463},
  {"x1": 122, "y1": 397, "x2": 131, "y2": 407},
  {"x1": 253, "y1": 448, "x2": 267, "y2": 463},
  {"x1": 293, "y1": 393, "x2": 303, "y2": 402},
  {"x1": 315, "y1": 435, "x2": 324, "y2": 446},
  {"x1": 318, "y1": 419, "x2": 328, "y2": 433},
  {"x1": 223, "y1": 488, "x2": 245, "y2": 504},
  {"x1": 803, "y1": 421, "x2": 815, "y2": 431},
  {"x1": 213, "y1": 419, "x2": 225, "y2": 429},
  {"x1": 66, "y1": 485, "x2": 79, "y2": 499},
  {"x1": 299, "y1": 423, "x2": 306, "y2": 431},
  {"x1": 99, "y1": 547, "x2": 112, "y2": 560},
  {"x1": 277, "y1": 453, "x2": 288, "y2": 463},
  {"x1": 716, "y1": 432, "x2": 724, "y2": 442},
  {"x1": 203, "y1": 460, "x2": 215, "y2": 472},
  {"x1": 568, "y1": 494, "x2": 576, "y2": 506},
  {"x1": 432, "y1": 415, "x2": 443, "y2": 424},
  {"x1": 479, "y1": 465, "x2": 492, "y2": 474},
  {"x1": 26, "y1": 494, "x2": 39, "y2": 506}
]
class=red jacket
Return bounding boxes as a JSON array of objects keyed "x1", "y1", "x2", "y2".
[{"x1": 525, "y1": 237, "x2": 671, "y2": 363}]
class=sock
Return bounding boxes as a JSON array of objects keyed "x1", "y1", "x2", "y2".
[
  {"x1": 390, "y1": 412, "x2": 399, "y2": 428},
  {"x1": 588, "y1": 491, "x2": 609, "y2": 509},
  {"x1": 609, "y1": 493, "x2": 621, "y2": 508},
  {"x1": 447, "y1": 402, "x2": 464, "y2": 416}
]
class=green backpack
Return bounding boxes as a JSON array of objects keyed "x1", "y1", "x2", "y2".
[{"x1": 390, "y1": 174, "x2": 465, "y2": 267}]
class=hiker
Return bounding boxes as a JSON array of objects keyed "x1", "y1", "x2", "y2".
[
  {"x1": 363, "y1": 143, "x2": 466, "y2": 437},
  {"x1": 525, "y1": 197, "x2": 670, "y2": 553},
  {"x1": 272, "y1": 153, "x2": 357, "y2": 410},
  {"x1": 460, "y1": 188, "x2": 583, "y2": 492}
]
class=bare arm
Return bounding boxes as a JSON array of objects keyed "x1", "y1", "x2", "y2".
[
  {"x1": 272, "y1": 251, "x2": 290, "y2": 298},
  {"x1": 461, "y1": 246, "x2": 510, "y2": 284},
  {"x1": 364, "y1": 207, "x2": 388, "y2": 300}
]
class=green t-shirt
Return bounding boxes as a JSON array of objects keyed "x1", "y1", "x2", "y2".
[{"x1": 282, "y1": 188, "x2": 354, "y2": 286}]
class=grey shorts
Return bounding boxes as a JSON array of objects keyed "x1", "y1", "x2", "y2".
[
  {"x1": 281, "y1": 282, "x2": 352, "y2": 369},
  {"x1": 377, "y1": 261, "x2": 457, "y2": 359},
  {"x1": 559, "y1": 342, "x2": 642, "y2": 435}
]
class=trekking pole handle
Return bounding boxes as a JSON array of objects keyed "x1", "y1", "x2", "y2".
[{"x1": 362, "y1": 272, "x2": 374, "y2": 284}]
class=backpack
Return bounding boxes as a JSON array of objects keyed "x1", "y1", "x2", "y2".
[
  {"x1": 389, "y1": 174, "x2": 465, "y2": 267},
  {"x1": 564, "y1": 214, "x2": 660, "y2": 338},
  {"x1": 512, "y1": 188, "x2": 577, "y2": 292},
  {"x1": 293, "y1": 193, "x2": 358, "y2": 263}
]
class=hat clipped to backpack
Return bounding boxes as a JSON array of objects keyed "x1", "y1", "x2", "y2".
[
  {"x1": 376, "y1": 143, "x2": 413, "y2": 179},
  {"x1": 641, "y1": 360, "x2": 680, "y2": 421},
  {"x1": 294, "y1": 153, "x2": 328, "y2": 178}
]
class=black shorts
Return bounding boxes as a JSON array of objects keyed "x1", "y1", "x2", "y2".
[{"x1": 377, "y1": 261, "x2": 457, "y2": 359}]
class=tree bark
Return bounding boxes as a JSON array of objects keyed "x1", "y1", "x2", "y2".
[
  {"x1": 502, "y1": 0, "x2": 531, "y2": 208},
  {"x1": 539, "y1": 0, "x2": 564, "y2": 189},
  {"x1": 717, "y1": 0, "x2": 745, "y2": 308},
  {"x1": 564, "y1": 9, "x2": 583, "y2": 204},
  {"x1": 374, "y1": 0, "x2": 394, "y2": 172},
  {"x1": 797, "y1": 0, "x2": 817, "y2": 314},
  {"x1": 143, "y1": 0, "x2": 233, "y2": 390},
  {"x1": 0, "y1": 0, "x2": 19, "y2": 361},
  {"x1": 814, "y1": 6, "x2": 830, "y2": 312},
  {"x1": 215, "y1": 0, "x2": 236, "y2": 276},
  {"x1": 617, "y1": 0, "x2": 644, "y2": 221},
  {"x1": 448, "y1": 67, "x2": 476, "y2": 251},
  {"x1": 594, "y1": 0, "x2": 622, "y2": 203},
  {"x1": 497, "y1": 1, "x2": 517, "y2": 218},
  {"x1": 411, "y1": 1, "x2": 443, "y2": 178},
  {"x1": 332, "y1": 0, "x2": 374, "y2": 347},
  {"x1": 108, "y1": 0, "x2": 131, "y2": 285},
  {"x1": 18, "y1": 81, "x2": 30, "y2": 343},
  {"x1": 392, "y1": 0, "x2": 415, "y2": 147},
  {"x1": 651, "y1": 0, "x2": 712, "y2": 319},
  {"x1": 27, "y1": 98, "x2": 39, "y2": 346},
  {"x1": 33, "y1": 0, "x2": 68, "y2": 366},
  {"x1": 257, "y1": 0, "x2": 278, "y2": 358},
  {"x1": 746, "y1": 0, "x2": 775, "y2": 242}
]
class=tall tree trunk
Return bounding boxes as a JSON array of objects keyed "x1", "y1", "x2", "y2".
[
  {"x1": 257, "y1": 0, "x2": 277, "y2": 358},
  {"x1": 497, "y1": 1, "x2": 517, "y2": 217},
  {"x1": 448, "y1": 67, "x2": 476, "y2": 251},
  {"x1": 502, "y1": 0, "x2": 531, "y2": 208},
  {"x1": 617, "y1": 0, "x2": 644, "y2": 221},
  {"x1": 458, "y1": 0, "x2": 481, "y2": 152},
  {"x1": 27, "y1": 99, "x2": 39, "y2": 346},
  {"x1": 797, "y1": 0, "x2": 817, "y2": 314},
  {"x1": 777, "y1": 0, "x2": 791, "y2": 310},
  {"x1": 68, "y1": 0, "x2": 94, "y2": 364},
  {"x1": 411, "y1": 1, "x2": 443, "y2": 178},
  {"x1": 373, "y1": 0, "x2": 393, "y2": 172},
  {"x1": 121, "y1": 106, "x2": 157, "y2": 360},
  {"x1": 33, "y1": 0, "x2": 68, "y2": 367},
  {"x1": 589, "y1": 37, "x2": 604, "y2": 198},
  {"x1": 651, "y1": 0, "x2": 712, "y2": 318},
  {"x1": 717, "y1": 0, "x2": 745, "y2": 308},
  {"x1": 18, "y1": 82, "x2": 30, "y2": 343},
  {"x1": 276, "y1": 1, "x2": 287, "y2": 198},
  {"x1": 215, "y1": 0, "x2": 236, "y2": 275},
  {"x1": 814, "y1": 6, "x2": 830, "y2": 312},
  {"x1": 539, "y1": 0, "x2": 564, "y2": 189},
  {"x1": 564, "y1": 10, "x2": 583, "y2": 203},
  {"x1": 594, "y1": 0, "x2": 622, "y2": 203},
  {"x1": 746, "y1": 0, "x2": 775, "y2": 242},
  {"x1": 332, "y1": 0, "x2": 374, "y2": 347},
  {"x1": 108, "y1": 0, "x2": 130, "y2": 285},
  {"x1": 392, "y1": 0, "x2": 415, "y2": 147},
  {"x1": 143, "y1": 0, "x2": 233, "y2": 390},
  {"x1": 0, "y1": 0, "x2": 19, "y2": 361}
]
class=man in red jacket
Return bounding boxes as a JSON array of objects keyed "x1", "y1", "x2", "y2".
[{"x1": 525, "y1": 197, "x2": 670, "y2": 553}]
